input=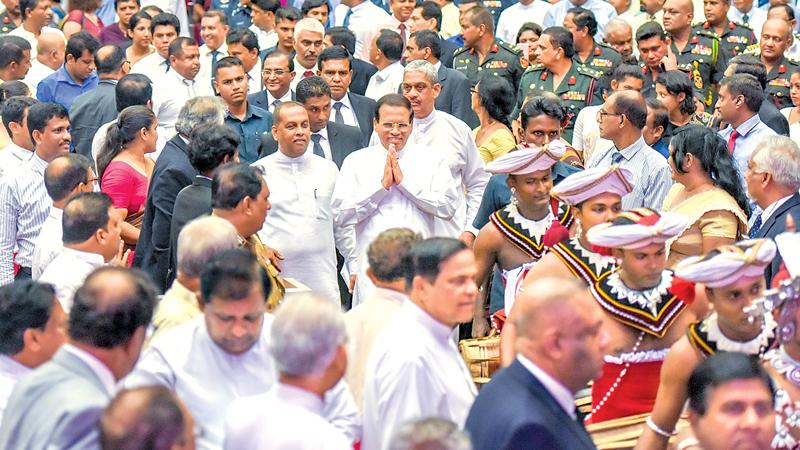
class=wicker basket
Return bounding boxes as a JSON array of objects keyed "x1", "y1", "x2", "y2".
[{"x1": 459, "y1": 332, "x2": 501, "y2": 384}]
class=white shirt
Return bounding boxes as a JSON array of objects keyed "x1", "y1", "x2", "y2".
[
  {"x1": 728, "y1": 6, "x2": 767, "y2": 39},
  {"x1": 496, "y1": 0, "x2": 551, "y2": 44},
  {"x1": 332, "y1": 93, "x2": 360, "y2": 129},
  {"x1": 759, "y1": 193, "x2": 794, "y2": 225},
  {"x1": 31, "y1": 206, "x2": 62, "y2": 280},
  {"x1": 61, "y1": 344, "x2": 116, "y2": 396},
  {"x1": 247, "y1": 58, "x2": 263, "y2": 96},
  {"x1": 140, "y1": 0, "x2": 190, "y2": 37},
  {"x1": 265, "y1": 89, "x2": 294, "y2": 113},
  {"x1": 572, "y1": 104, "x2": 613, "y2": 162},
  {"x1": 124, "y1": 315, "x2": 360, "y2": 450},
  {"x1": 333, "y1": 1, "x2": 390, "y2": 60},
  {"x1": 253, "y1": 151, "x2": 357, "y2": 304},
  {"x1": 152, "y1": 70, "x2": 212, "y2": 144},
  {"x1": 249, "y1": 24, "x2": 278, "y2": 50},
  {"x1": 0, "y1": 355, "x2": 31, "y2": 425},
  {"x1": 365, "y1": 61, "x2": 404, "y2": 101},
  {"x1": 8, "y1": 26, "x2": 65, "y2": 57},
  {"x1": 130, "y1": 52, "x2": 170, "y2": 86},
  {"x1": 23, "y1": 59, "x2": 56, "y2": 97},
  {"x1": 411, "y1": 110, "x2": 489, "y2": 238},
  {"x1": 224, "y1": 383, "x2": 352, "y2": 450},
  {"x1": 361, "y1": 300, "x2": 477, "y2": 450},
  {"x1": 38, "y1": 247, "x2": 105, "y2": 312},
  {"x1": 196, "y1": 42, "x2": 228, "y2": 94},
  {"x1": 331, "y1": 142, "x2": 458, "y2": 306},
  {"x1": 516, "y1": 355, "x2": 577, "y2": 419},
  {"x1": 0, "y1": 142, "x2": 32, "y2": 179},
  {"x1": 291, "y1": 57, "x2": 318, "y2": 91}
]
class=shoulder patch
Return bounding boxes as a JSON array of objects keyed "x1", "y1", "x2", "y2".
[
  {"x1": 695, "y1": 29, "x2": 720, "y2": 41},
  {"x1": 453, "y1": 47, "x2": 469, "y2": 56},
  {"x1": 523, "y1": 63, "x2": 545, "y2": 73},
  {"x1": 498, "y1": 40, "x2": 523, "y2": 55},
  {"x1": 576, "y1": 65, "x2": 602, "y2": 79},
  {"x1": 732, "y1": 20, "x2": 753, "y2": 30}
]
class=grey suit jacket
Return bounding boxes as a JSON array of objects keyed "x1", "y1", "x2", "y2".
[
  {"x1": 257, "y1": 121, "x2": 365, "y2": 168},
  {"x1": 0, "y1": 348, "x2": 112, "y2": 449},
  {"x1": 70, "y1": 79, "x2": 118, "y2": 159},
  {"x1": 436, "y1": 65, "x2": 479, "y2": 128}
]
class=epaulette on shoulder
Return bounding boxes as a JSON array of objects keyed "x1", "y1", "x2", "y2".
[
  {"x1": 524, "y1": 63, "x2": 545, "y2": 73},
  {"x1": 787, "y1": 56, "x2": 800, "y2": 67},
  {"x1": 576, "y1": 65, "x2": 602, "y2": 79},
  {"x1": 731, "y1": 20, "x2": 753, "y2": 30},
  {"x1": 694, "y1": 29, "x2": 720, "y2": 40},
  {"x1": 743, "y1": 43, "x2": 761, "y2": 55},
  {"x1": 498, "y1": 40, "x2": 522, "y2": 55},
  {"x1": 691, "y1": 21, "x2": 707, "y2": 28},
  {"x1": 453, "y1": 46, "x2": 469, "y2": 56}
]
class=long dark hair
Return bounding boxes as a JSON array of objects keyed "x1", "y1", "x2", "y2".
[
  {"x1": 477, "y1": 76, "x2": 514, "y2": 129},
  {"x1": 656, "y1": 70, "x2": 696, "y2": 117},
  {"x1": 97, "y1": 105, "x2": 156, "y2": 179},
  {"x1": 671, "y1": 125, "x2": 751, "y2": 215}
]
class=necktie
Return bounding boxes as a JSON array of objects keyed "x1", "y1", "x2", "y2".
[
  {"x1": 311, "y1": 133, "x2": 324, "y2": 157},
  {"x1": 183, "y1": 78, "x2": 196, "y2": 97},
  {"x1": 727, "y1": 129, "x2": 740, "y2": 154},
  {"x1": 398, "y1": 23, "x2": 407, "y2": 46},
  {"x1": 271, "y1": 99, "x2": 281, "y2": 112},
  {"x1": 742, "y1": 13, "x2": 750, "y2": 24},
  {"x1": 303, "y1": 70, "x2": 314, "y2": 78},
  {"x1": 750, "y1": 213, "x2": 763, "y2": 238},
  {"x1": 211, "y1": 50, "x2": 220, "y2": 88},
  {"x1": 611, "y1": 151, "x2": 624, "y2": 165},
  {"x1": 333, "y1": 101, "x2": 345, "y2": 125},
  {"x1": 342, "y1": 8, "x2": 353, "y2": 28},
  {"x1": 163, "y1": 59, "x2": 170, "y2": 73}
]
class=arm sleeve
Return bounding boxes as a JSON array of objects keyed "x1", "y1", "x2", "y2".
[
  {"x1": 101, "y1": 164, "x2": 133, "y2": 211},
  {"x1": 396, "y1": 157, "x2": 459, "y2": 219},
  {"x1": 331, "y1": 157, "x2": 390, "y2": 228},
  {"x1": 460, "y1": 134, "x2": 490, "y2": 232},
  {"x1": 0, "y1": 181, "x2": 19, "y2": 285},
  {"x1": 150, "y1": 167, "x2": 189, "y2": 251},
  {"x1": 643, "y1": 164, "x2": 674, "y2": 211},
  {"x1": 698, "y1": 210, "x2": 740, "y2": 239},
  {"x1": 122, "y1": 347, "x2": 177, "y2": 390},
  {"x1": 322, "y1": 379, "x2": 362, "y2": 443},
  {"x1": 472, "y1": 177, "x2": 500, "y2": 231}
]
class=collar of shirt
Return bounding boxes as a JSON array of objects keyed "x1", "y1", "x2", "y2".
[
  {"x1": 201, "y1": 43, "x2": 228, "y2": 58},
  {"x1": 248, "y1": 59, "x2": 262, "y2": 84},
  {"x1": 274, "y1": 383, "x2": 324, "y2": 415},
  {"x1": 733, "y1": 5, "x2": 755, "y2": 16},
  {"x1": 733, "y1": 113, "x2": 763, "y2": 138},
  {"x1": 432, "y1": 60, "x2": 442, "y2": 72},
  {"x1": 375, "y1": 61, "x2": 403, "y2": 82},
  {"x1": 53, "y1": 64, "x2": 96, "y2": 88},
  {"x1": 615, "y1": 136, "x2": 647, "y2": 161},
  {"x1": 386, "y1": 15, "x2": 411, "y2": 31},
  {"x1": 0, "y1": 354, "x2": 31, "y2": 378},
  {"x1": 516, "y1": 355, "x2": 577, "y2": 419},
  {"x1": 761, "y1": 193, "x2": 794, "y2": 224},
  {"x1": 29, "y1": 151, "x2": 48, "y2": 174},
  {"x1": 61, "y1": 344, "x2": 117, "y2": 396},
  {"x1": 267, "y1": 89, "x2": 293, "y2": 105},
  {"x1": 2, "y1": 141, "x2": 32, "y2": 162},
  {"x1": 273, "y1": 147, "x2": 313, "y2": 165},
  {"x1": 350, "y1": 1, "x2": 373, "y2": 14},
  {"x1": 293, "y1": 57, "x2": 317, "y2": 74},
  {"x1": 313, "y1": 126, "x2": 329, "y2": 142},
  {"x1": 170, "y1": 279, "x2": 200, "y2": 310},
  {"x1": 61, "y1": 246, "x2": 106, "y2": 267},
  {"x1": 372, "y1": 287, "x2": 409, "y2": 305},
  {"x1": 403, "y1": 298, "x2": 454, "y2": 342},
  {"x1": 338, "y1": 93, "x2": 355, "y2": 111},
  {"x1": 226, "y1": 102, "x2": 264, "y2": 123},
  {"x1": 168, "y1": 69, "x2": 193, "y2": 86},
  {"x1": 47, "y1": 205, "x2": 63, "y2": 223}
]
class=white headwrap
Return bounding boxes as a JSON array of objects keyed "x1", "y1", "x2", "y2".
[
  {"x1": 551, "y1": 165, "x2": 634, "y2": 206},
  {"x1": 586, "y1": 209, "x2": 688, "y2": 250},
  {"x1": 484, "y1": 141, "x2": 566, "y2": 175},
  {"x1": 674, "y1": 239, "x2": 777, "y2": 288}
]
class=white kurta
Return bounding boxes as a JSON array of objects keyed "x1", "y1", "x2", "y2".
[
  {"x1": 37, "y1": 247, "x2": 105, "y2": 312},
  {"x1": 0, "y1": 355, "x2": 30, "y2": 425},
  {"x1": 224, "y1": 383, "x2": 352, "y2": 450},
  {"x1": 31, "y1": 206, "x2": 62, "y2": 280},
  {"x1": 254, "y1": 151, "x2": 357, "y2": 303},
  {"x1": 151, "y1": 70, "x2": 213, "y2": 146},
  {"x1": 331, "y1": 143, "x2": 459, "y2": 306},
  {"x1": 123, "y1": 315, "x2": 360, "y2": 450},
  {"x1": 130, "y1": 52, "x2": 170, "y2": 87},
  {"x1": 411, "y1": 110, "x2": 489, "y2": 238},
  {"x1": 364, "y1": 62, "x2": 405, "y2": 102},
  {"x1": 361, "y1": 300, "x2": 477, "y2": 450}
]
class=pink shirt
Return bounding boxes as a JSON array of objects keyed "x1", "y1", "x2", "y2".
[{"x1": 101, "y1": 160, "x2": 148, "y2": 218}]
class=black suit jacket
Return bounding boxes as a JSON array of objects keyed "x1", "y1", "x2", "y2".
[
  {"x1": 437, "y1": 64, "x2": 479, "y2": 128},
  {"x1": 167, "y1": 176, "x2": 213, "y2": 282},
  {"x1": 347, "y1": 91, "x2": 376, "y2": 142},
  {"x1": 755, "y1": 192, "x2": 800, "y2": 285},
  {"x1": 70, "y1": 79, "x2": 118, "y2": 159},
  {"x1": 439, "y1": 36, "x2": 459, "y2": 69},
  {"x1": 350, "y1": 58, "x2": 378, "y2": 96},
  {"x1": 759, "y1": 101, "x2": 790, "y2": 136},
  {"x1": 132, "y1": 135, "x2": 196, "y2": 292},
  {"x1": 257, "y1": 121, "x2": 365, "y2": 168},
  {"x1": 247, "y1": 90, "x2": 296, "y2": 111},
  {"x1": 465, "y1": 360, "x2": 597, "y2": 450}
]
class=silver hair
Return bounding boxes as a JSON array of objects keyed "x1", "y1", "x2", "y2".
[
  {"x1": 751, "y1": 135, "x2": 800, "y2": 190},
  {"x1": 389, "y1": 418, "x2": 472, "y2": 450},
  {"x1": 174, "y1": 96, "x2": 226, "y2": 137},
  {"x1": 293, "y1": 17, "x2": 325, "y2": 38},
  {"x1": 269, "y1": 292, "x2": 347, "y2": 377},
  {"x1": 604, "y1": 18, "x2": 632, "y2": 38},
  {"x1": 176, "y1": 216, "x2": 240, "y2": 278},
  {"x1": 403, "y1": 60, "x2": 438, "y2": 85}
]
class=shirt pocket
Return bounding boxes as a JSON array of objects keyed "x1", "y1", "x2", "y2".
[{"x1": 314, "y1": 189, "x2": 332, "y2": 222}]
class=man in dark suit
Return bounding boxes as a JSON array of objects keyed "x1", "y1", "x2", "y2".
[
  {"x1": 325, "y1": 26, "x2": 378, "y2": 96},
  {"x1": 249, "y1": 51, "x2": 296, "y2": 112},
  {"x1": 728, "y1": 55, "x2": 791, "y2": 135},
  {"x1": 405, "y1": 29, "x2": 478, "y2": 128},
  {"x1": 746, "y1": 135, "x2": 800, "y2": 285},
  {"x1": 168, "y1": 123, "x2": 240, "y2": 281},
  {"x1": 70, "y1": 45, "x2": 127, "y2": 159},
  {"x1": 465, "y1": 277, "x2": 603, "y2": 450},
  {"x1": 257, "y1": 76, "x2": 365, "y2": 166},
  {"x1": 0, "y1": 267, "x2": 156, "y2": 450},
  {"x1": 410, "y1": 1, "x2": 459, "y2": 68},
  {"x1": 318, "y1": 46, "x2": 377, "y2": 144},
  {"x1": 133, "y1": 97, "x2": 226, "y2": 293}
]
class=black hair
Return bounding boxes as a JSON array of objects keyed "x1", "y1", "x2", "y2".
[
  {"x1": 95, "y1": 44, "x2": 126, "y2": 75},
  {"x1": 729, "y1": 54, "x2": 768, "y2": 90},
  {"x1": 168, "y1": 36, "x2": 197, "y2": 58},
  {"x1": 20, "y1": 0, "x2": 43, "y2": 21},
  {"x1": 27, "y1": 102, "x2": 69, "y2": 143},
  {"x1": 521, "y1": 95, "x2": 566, "y2": 128},
  {"x1": 62, "y1": 192, "x2": 112, "y2": 243},
  {"x1": 0, "y1": 281, "x2": 57, "y2": 355},
  {"x1": 612, "y1": 92, "x2": 647, "y2": 129},
  {"x1": 542, "y1": 26, "x2": 575, "y2": 58},
  {"x1": 635, "y1": 20, "x2": 666, "y2": 43},
  {"x1": 69, "y1": 267, "x2": 157, "y2": 348},
  {"x1": 275, "y1": 7, "x2": 301, "y2": 23},
  {"x1": 188, "y1": 123, "x2": 240, "y2": 174},
  {"x1": 0, "y1": 81, "x2": 30, "y2": 103},
  {"x1": 296, "y1": 75, "x2": 331, "y2": 103},
  {"x1": 325, "y1": 27, "x2": 356, "y2": 54},
  {"x1": 645, "y1": 97, "x2": 670, "y2": 133},
  {"x1": 688, "y1": 352, "x2": 775, "y2": 416},
  {"x1": 516, "y1": 22, "x2": 542, "y2": 44},
  {"x1": 670, "y1": 125, "x2": 751, "y2": 215},
  {"x1": 318, "y1": 45, "x2": 352, "y2": 71},
  {"x1": 263, "y1": 49, "x2": 295, "y2": 71},
  {"x1": 200, "y1": 248, "x2": 271, "y2": 304},
  {"x1": 769, "y1": 3, "x2": 795, "y2": 21},
  {"x1": 477, "y1": 76, "x2": 514, "y2": 128},
  {"x1": 98, "y1": 105, "x2": 156, "y2": 179},
  {"x1": 612, "y1": 63, "x2": 645, "y2": 84},
  {"x1": 375, "y1": 93, "x2": 413, "y2": 122},
  {"x1": 226, "y1": 27, "x2": 259, "y2": 52},
  {"x1": 376, "y1": 29, "x2": 404, "y2": 62},
  {"x1": 301, "y1": 0, "x2": 329, "y2": 16},
  {"x1": 252, "y1": 0, "x2": 280, "y2": 14},
  {"x1": 150, "y1": 12, "x2": 180, "y2": 35},
  {"x1": 656, "y1": 70, "x2": 696, "y2": 115},
  {"x1": 65, "y1": 31, "x2": 100, "y2": 63},
  {"x1": 113, "y1": 0, "x2": 140, "y2": 11},
  {"x1": 0, "y1": 36, "x2": 31, "y2": 69},
  {"x1": 213, "y1": 55, "x2": 243, "y2": 77},
  {"x1": 404, "y1": 237, "x2": 468, "y2": 289},
  {"x1": 141, "y1": 4, "x2": 163, "y2": 15},
  {"x1": 567, "y1": 7, "x2": 597, "y2": 37},
  {"x1": 1, "y1": 96, "x2": 36, "y2": 135},
  {"x1": 410, "y1": 30, "x2": 441, "y2": 60},
  {"x1": 466, "y1": 6, "x2": 494, "y2": 34},
  {"x1": 128, "y1": 11, "x2": 151, "y2": 37},
  {"x1": 115, "y1": 73, "x2": 152, "y2": 112},
  {"x1": 44, "y1": 153, "x2": 92, "y2": 202},
  {"x1": 720, "y1": 73, "x2": 764, "y2": 113},
  {"x1": 100, "y1": 386, "x2": 188, "y2": 450},
  {"x1": 212, "y1": 163, "x2": 265, "y2": 209},
  {"x1": 417, "y1": 1, "x2": 442, "y2": 31}
]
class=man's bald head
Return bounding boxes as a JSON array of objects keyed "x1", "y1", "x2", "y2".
[
  {"x1": 608, "y1": 90, "x2": 648, "y2": 129},
  {"x1": 36, "y1": 32, "x2": 65, "y2": 55},
  {"x1": 665, "y1": 0, "x2": 693, "y2": 13},
  {"x1": 43, "y1": 153, "x2": 92, "y2": 202},
  {"x1": 763, "y1": 18, "x2": 792, "y2": 40},
  {"x1": 663, "y1": 0, "x2": 694, "y2": 33},
  {"x1": 513, "y1": 278, "x2": 594, "y2": 339}
]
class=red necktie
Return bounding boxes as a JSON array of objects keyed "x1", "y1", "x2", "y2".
[
  {"x1": 303, "y1": 70, "x2": 314, "y2": 78},
  {"x1": 727, "y1": 129, "x2": 740, "y2": 154},
  {"x1": 398, "y1": 23, "x2": 407, "y2": 46}
]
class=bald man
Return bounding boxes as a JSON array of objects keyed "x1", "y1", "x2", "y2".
[
  {"x1": 663, "y1": 0, "x2": 727, "y2": 108},
  {"x1": 465, "y1": 278, "x2": 606, "y2": 450},
  {"x1": 24, "y1": 33, "x2": 66, "y2": 96},
  {"x1": 749, "y1": 18, "x2": 800, "y2": 109},
  {"x1": 604, "y1": 18, "x2": 635, "y2": 60}
]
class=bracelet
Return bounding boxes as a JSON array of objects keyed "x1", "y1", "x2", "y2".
[{"x1": 645, "y1": 416, "x2": 677, "y2": 439}]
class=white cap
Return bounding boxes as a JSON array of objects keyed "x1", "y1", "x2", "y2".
[
  {"x1": 586, "y1": 208, "x2": 688, "y2": 250},
  {"x1": 674, "y1": 239, "x2": 777, "y2": 288},
  {"x1": 484, "y1": 141, "x2": 566, "y2": 176},
  {"x1": 551, "y1": 165, "x2": 634, "y2": 206}
]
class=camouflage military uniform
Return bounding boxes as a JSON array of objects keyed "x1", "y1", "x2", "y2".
[
  {"x1": 672, "y1": 29, "x2": 728, "y2": 108},
  {"x1": 517, "y1": 62, "x2": 603, "y2": 144},
  {"x1": 574, "y1": 41, "x2": 622, "y2": 95},
  {"x1": 0, "y1": 12, "x2": 18, "y2": 34},
  {"x1": 452, "y1": 41, "x2": 526, "y2": 93},
  {"x1": 692, "y1": 20, "x2": 756, "y2": 60},
  {"x1": 743, "y1": 45, "x2": 800, "y2": 109}
]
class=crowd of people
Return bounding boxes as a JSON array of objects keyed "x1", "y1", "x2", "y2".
[{"x1": 1, "y1": 0, "x2": 800, "y2": 447}]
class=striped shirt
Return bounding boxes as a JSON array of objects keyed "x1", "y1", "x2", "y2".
[
  {"x1": 0, "y1": 153, "x2": 52, "y2": 285},
  {"x1": 587, "y1": 136, "x2": 674, "y2": 211}
]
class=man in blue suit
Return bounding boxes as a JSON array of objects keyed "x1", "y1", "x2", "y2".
[
  {"x1": 465, "y1": 276, "x2": 604, "y2": 450},
  {"x1": 746, "y1": 135, "x2": 800, "y2": 285}
]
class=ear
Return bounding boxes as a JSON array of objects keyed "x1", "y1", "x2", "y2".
[
  {"x1": 506, "y1": 175, "x2": 515, "y2": 190},
  {"x1": 654, "y1": 125, "x2": 665, "y2": 139},
  {"x1": 411, "y1": 275, "x2": 427, "y2": 296},
  {"x1": 612, "y1": 248, "x2": 624, "y2": 260},
  {"x1": 22, "y1": 328, "x2": 40, "y2": 353},
  {"x1": 610, "y1": 79, "x2": 619, "y2": 91},
  {"x1": 242, "y1": 195, "x2": 253, "y2": 213},
  {"x1": 271, "y1": 123, "x2": 279, "y2": 141},
  {"x1": 31, "y1": 128, "x2": 43, "y2": 146},
  {"x1": 432, "y1": 82, "x2": 441, "y2": 98},
  {"x1": 516, "y1": 121, "x2": 525, "y2": 143},
  {"x1": 366, "y1": 266, "x2": 378, "y2": 284},
  {"x1": 7, "y1": 121, "x2": 22, "y2": 137}
]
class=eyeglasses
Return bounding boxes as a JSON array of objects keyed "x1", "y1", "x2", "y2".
[
  {"x1": 597, "y1": 109, "x2": 624, "y2": 121},
  {"x1": 379, "y1": 122, "x2": 410, "y2": 131},
  {"x1": 262, "y1": 69, "x2": 288, "y2": 77}
]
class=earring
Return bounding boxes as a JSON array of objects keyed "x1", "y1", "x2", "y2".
[
  {"x1": 510, "y1": 187, "x2": 518, "y2": 207},
  {"x1": 575, "y1": 218, "x2": 583, "y2": 238}
]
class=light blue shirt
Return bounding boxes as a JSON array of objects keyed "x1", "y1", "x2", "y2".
[
  {"x1": 36, "y1": 65, "x2": 99, "y2": 111},
  {"x1": 543, "y1": 0, "x2": 617, "y2": 40},
  {"x1": 719, "y1": 113, "x2": 777, "y2": 186}
]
